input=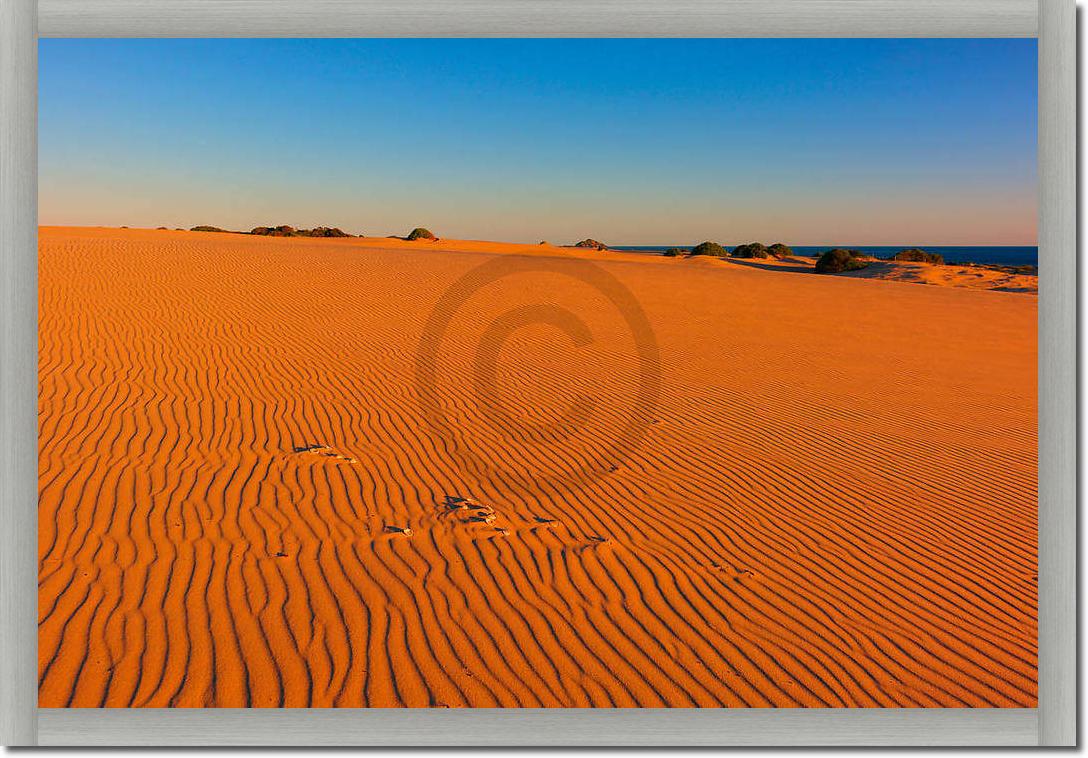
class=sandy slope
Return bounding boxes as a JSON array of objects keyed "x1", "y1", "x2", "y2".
[
  {"x1": 39, "y1": 227, "x2": 1037, "y2": 708},
  {"x1": 831, "y1": 259, "x2": 1038, "y2": 293},
  {"x1": 706, "y1": 254, "x2": 1038, "y2": 294}
]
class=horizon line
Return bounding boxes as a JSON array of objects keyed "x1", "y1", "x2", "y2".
[{"x1": 37, "y1": 225, "x2": 1039, "y2": 249}]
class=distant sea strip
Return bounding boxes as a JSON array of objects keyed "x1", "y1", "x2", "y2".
[{"x1": 613, "y1": 246, "x2": 1039, "y2": 267}]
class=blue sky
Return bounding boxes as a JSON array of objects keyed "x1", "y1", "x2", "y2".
[{"x1": 39, "y1": 38, "x2": 1037, "y2": 245}]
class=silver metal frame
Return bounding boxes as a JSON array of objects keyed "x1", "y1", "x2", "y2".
[{"x1": 0, "y1": 0, "x2": 1075, "y2": 746}]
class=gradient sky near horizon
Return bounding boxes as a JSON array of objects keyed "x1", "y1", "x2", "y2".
[{"x1": 39, "y1": 38, "x2": 1038, "y2": 245}]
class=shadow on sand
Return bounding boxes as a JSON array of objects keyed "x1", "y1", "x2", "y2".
[{"x1": 719, "y1": 257, "x2": 818, "y2": 275}]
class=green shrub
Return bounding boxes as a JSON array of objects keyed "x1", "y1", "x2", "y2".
[
  {"x1": 893, "y1": 248, "x2": 944, "y2": 265},
  {"x1": 250, "y1": 225, "x2": 296, "y2": 236},
  {"x1": 815, "y1": 248, "x2": 870, "y2": 274},
  {"x1": 689, "y1": 241, "x2": 727, "y2": 257},
  {"x1": 407, "y1": 227, "x2": 436, "y2": 241},
  {"x1": 574, "y1": 238, "x2": 608, "y2": 250},
  {"x1": 191, "y1": 225, "x2": 228, "y2": 233},
  {"x1": 731, "y1": 242, "x2": 771, "y2": 259},
  {"x1": 767, "y1": 243, "x2": 793, "y2": 259},
  {"x1": 302, "y1": 227, "x2": 351, "y2": 238},
  {"x1": 662, "y1": 248, "x2": 685, "y2": 257},
  {"x1": 250, "y1": 225, "x2": 353, "y2": 238}
]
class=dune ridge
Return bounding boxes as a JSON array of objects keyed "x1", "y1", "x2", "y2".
[{"x1": 38, "y1": 227, "x2": 1037, "y2": 708}]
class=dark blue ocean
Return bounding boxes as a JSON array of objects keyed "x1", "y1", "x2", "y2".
[{"x1": 612, "y1": 246, "x2": 1038, "y2": 267}]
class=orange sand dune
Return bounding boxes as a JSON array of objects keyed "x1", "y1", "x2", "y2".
[
  {"x1": 704, "y1": 254, "x2": 1038, "y2": 294},
  {"x1": 39, "y1": 226, "x2": 1037, "y2": 708},
  {"x1": 827, "y1": 259, "x2": 1038, "y2": 293}
]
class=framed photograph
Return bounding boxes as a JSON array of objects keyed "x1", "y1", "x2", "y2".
[{"x1": 1, "y1": 0, "x2": 1075, "y2": 747}]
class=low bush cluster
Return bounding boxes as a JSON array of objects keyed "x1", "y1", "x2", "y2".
[
  {"x1": 731, "y1": 242, "x2": 771, "y2": 259},
  {"x1": 574, "y1": 238, "x2": 608, "y2": 250},
  {"x1": 303, "y1": 227, "x2": 352, "y2": 238},
  {"x1": 250, "y1": 225, "x2": 353, "y2": 238},
  {"x1": 677, "y1": 240, "x2": 793, "y2": 260},
  {"x1": 892, "y1": 248, "x2": 944, "y2": 265},
  {"x1": 250, "y1": 225, "x2": 297, "y2": 236},
  {"x1": 815, "y1": 248, "x2": 870, "y2": 274},
  {"x1": 689, "y1": 241, "x2": 728, "y2": 257}
]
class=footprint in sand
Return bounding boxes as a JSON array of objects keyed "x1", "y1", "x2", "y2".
[
  {"x1": 707, "y1": 562, "x2": 756, "y2": 581},
  {"x1": 440, "y1": 495, "x2": 510, "y2": 537},
  {"x1": 442, "y1": 495, "x2": 474, "y2": 511},
  {"x1": 292, "y1": 443, "x2": 358, "y2": 464},
  {"x1": 523, "y1": 516, "x2": 565, "y2": 537},
  {"x1": 440, "y1": 496, "x2": 568, "y2": 540},
  {"x1": 440, "y1": 495, "x2": 492, "y2": 520},
  {"x1": 384, "y1": 525, "x2": 413, "y2": 537}
]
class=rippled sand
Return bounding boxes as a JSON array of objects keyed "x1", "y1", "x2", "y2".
[{"x1": 39, "y1": 227, "x2": 1037, "y2": 707}]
